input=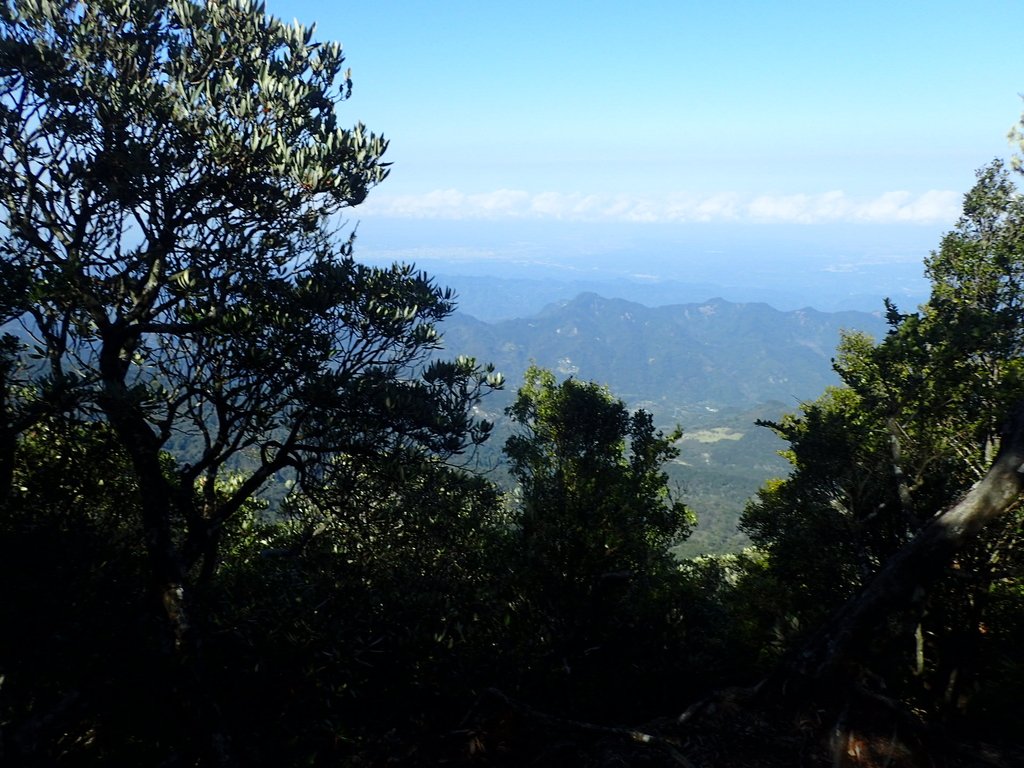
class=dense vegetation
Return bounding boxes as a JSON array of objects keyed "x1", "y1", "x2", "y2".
[{"x1": 2, "y1": 1, "x2": 1024, "y2": 765}]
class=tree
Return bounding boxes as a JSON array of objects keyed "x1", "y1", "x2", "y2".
[
  {"x1": 740, "y1": 160, "x2": 1024, "y2": 721},
  {"x1": 505, "y1": 367, "x2": 692, "y2": 585},
  {"x1": 503, "y1": 366, "x2": 694, "y2": 713},
  {"x1": 1, "y1": 0, "x2": 498, "y2": 757}
]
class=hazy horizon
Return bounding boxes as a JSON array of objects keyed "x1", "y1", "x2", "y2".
[
  {"x1": 264, "y1": 0, "x2": 1023, "y2": 317},
  {"x1": 348, "y1": 216, "x2": 937, "y2": 318}
]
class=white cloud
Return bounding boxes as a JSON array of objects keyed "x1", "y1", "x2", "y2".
[
  {"x1": 358, "y1": 188, "x2": 961, "y2": 225},
  {"x1": 470, "y1": 188, "x2": 530, "y2": 214},
  {"x1": 683, "y1": 193, "x2": 743, "y2": 222}
]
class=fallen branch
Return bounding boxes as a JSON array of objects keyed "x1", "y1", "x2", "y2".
[{"x1": 479, "y1": 687, "x2": 696, "y2": 766}]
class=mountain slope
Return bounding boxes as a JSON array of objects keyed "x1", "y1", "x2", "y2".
[{"x1": 440, "y1": 292, "x2": 888, "y2": 409}]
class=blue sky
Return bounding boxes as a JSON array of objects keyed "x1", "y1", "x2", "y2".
[{"x1": 267, "y1": 0, "x2": 1024, "y2": 308}]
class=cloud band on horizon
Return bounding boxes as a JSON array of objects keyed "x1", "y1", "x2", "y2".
[{"x1": 358, "y1": 188, "x2": 961, "y2": 225}]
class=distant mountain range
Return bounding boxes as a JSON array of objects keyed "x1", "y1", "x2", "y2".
[
  {"x1": 439, "y1": 292, "x2": 889, "y2": 411},
  {"x1": 433, "y1": 271, "x2": 919, "y2": 323}
]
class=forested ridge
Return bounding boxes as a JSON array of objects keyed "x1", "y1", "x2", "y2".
[{"x1": 2, "y1": 2, "x2": 1024, "y2": 765}]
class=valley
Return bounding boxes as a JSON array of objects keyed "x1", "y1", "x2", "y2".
[{"x1": 439, "y1": 288, "x2": 891, "y2": 554}]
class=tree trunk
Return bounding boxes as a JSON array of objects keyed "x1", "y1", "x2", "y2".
[{"x1": 97, "y1": 340, "x2": 234, "y2": 764}]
